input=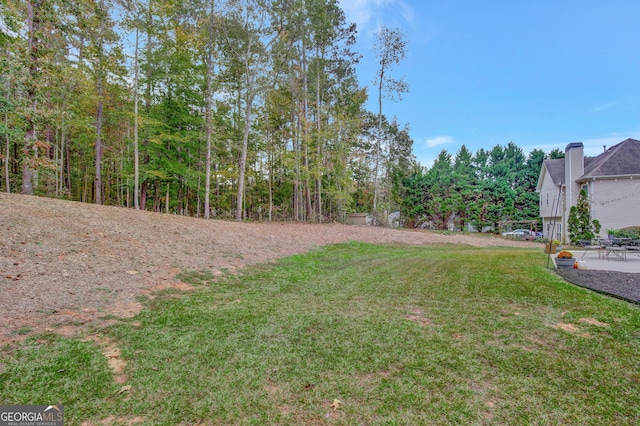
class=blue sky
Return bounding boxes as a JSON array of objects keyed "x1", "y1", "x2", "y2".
[{"x1": 338, "y1": 0, "x2": 640, "y2": 167}]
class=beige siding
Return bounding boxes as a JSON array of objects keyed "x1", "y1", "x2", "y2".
[
  {"x1": 538, "y1": 168, "x2": 563, "y2": 241},
  {"x1": 538, "y1": 170, "x2": 560, "y2": 218},
  {"x1": 588, "y1": 177, "x2": 640, "y2": 235},
  {"x1": 538, "y1": 141, "x2": 640, "y2": 243}
]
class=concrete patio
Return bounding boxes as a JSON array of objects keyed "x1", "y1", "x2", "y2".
[{"x1": 555, "y1": 250, "x2": 640, "y2": 273}]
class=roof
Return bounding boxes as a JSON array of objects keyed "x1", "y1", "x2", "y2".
[
  {"x1": 538, "y1": 138, "x2": 640, "y2": 188},
  {"x1": 579, "y1": 138, "x2": 640, "y2": 180},
  {"x1": 542, "y1": 158, "x2": 565, "y2": 185}
]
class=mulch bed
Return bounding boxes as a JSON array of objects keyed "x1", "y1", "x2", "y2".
[{"x1": 555, "y1": 268, "x2": 640, "y2": 305}]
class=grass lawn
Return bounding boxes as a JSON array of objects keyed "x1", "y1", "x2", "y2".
[{"x1": 2, "y1": 242, "x2": 640, "y2": 425}]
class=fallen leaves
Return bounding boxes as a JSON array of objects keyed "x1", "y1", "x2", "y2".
[
  {"x1": 329, "y1": 399, "x2": 342, "y2": 411},
  {"x1": 117, "y1": 385, "x2": 132, "y2": 395}
]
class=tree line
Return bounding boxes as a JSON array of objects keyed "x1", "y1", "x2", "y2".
[
  {"x1": 1, "y1": 0, "x2": 559, "y2": 229},
  {"x1": 1, "y1": 0, "x2": 414, "y2": 222},
  {"x1": 400, "y1": 144, "x2": 564, "y2": 231}
]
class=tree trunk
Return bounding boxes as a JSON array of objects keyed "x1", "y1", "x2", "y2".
[
  {"x1": 65, "y1": 143, "x2": 71, "y2": 194},
  {"x1": 268, "y1": 142, "x2": 273, "y2": 221},
  {"x1": 58, "y1": 119, "x2": 64, "y2": 196},
  {"x1": 22, "y1": 131, "x2": 36, "y2": 195},
  {"x1": 140, "y1": 182, "x2": 147, "y2": 210},
  {"x1": 204, "y1": 46, "x2": 213, "y2": 219},
  {"x1": 22, "y1": 0, "x2": 39, "y2": 195},
  {"x1": 95, "y1": 76, "x2": 103, "y2": 204},
  {"x1": 304, "y1": 148, "x2": 312, "y2": 220},
  {"x1": 153, "y1": 181, "x2": 160, "y2": 212},
  {"x1": 315, "y1": 52, "x2": 322, "y2": 222},
  {"x1": 301, "y1": 41, "x2": 311, "y2": 220},
  {"x1": 133, "y1": 25, "x2": 140, "y2": 209},
  {"x1": 372, "y1": 68, "x2": 384, "y2": 226},
  {"x1": 4, "y1": 110, "x2": 9, "y2": 193},
  {"x1": 166, "y1": 182, "x2": 170, "y2": 213},
  {"x1": 140, "y1": 1, "x2": 153, "y2": 211},
  {"x1": 196, "y1": 174, "x2": 201, "y2": 217},
  {"x1": 291, "y1": 71, "x2": 300, "y2": 221},
  {"x1": 235, "y1": 87, "x2": 254, "y2": 221}
]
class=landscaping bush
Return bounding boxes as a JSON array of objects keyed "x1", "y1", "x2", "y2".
[{"x1": 608, "y1": 227, "x2": 640, "y2": 240}]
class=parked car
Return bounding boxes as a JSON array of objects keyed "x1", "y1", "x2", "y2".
[{"x1": 502, "y1": 229, "x2": 537, "y2": 240}]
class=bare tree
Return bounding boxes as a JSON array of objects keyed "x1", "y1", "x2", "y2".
[{"x1": 372, "y1": 26, "x2": 408, "y2": 225}]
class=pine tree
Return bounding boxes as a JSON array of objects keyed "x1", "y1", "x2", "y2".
[{"x1": 568, "y1": 188, "x2": 601, "y2": 244}]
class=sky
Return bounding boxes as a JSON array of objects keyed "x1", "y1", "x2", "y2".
[{"x1": 337, "y1": 0, "x2": 640, "y2": 168}]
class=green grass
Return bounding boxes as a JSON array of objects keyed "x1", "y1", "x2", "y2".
[{"x1": 2, "y1": 242, "x2": 640, "y2": 425}]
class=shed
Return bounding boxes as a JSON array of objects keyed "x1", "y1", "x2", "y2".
[{"x1": 347, "y1": 213, "x2": 368, "y2": 225}]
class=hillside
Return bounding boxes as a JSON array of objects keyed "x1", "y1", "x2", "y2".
[{"x1": 0, "y1": 193, "x2": 535, "y2": 343}]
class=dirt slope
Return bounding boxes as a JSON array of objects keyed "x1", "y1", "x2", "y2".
[{"x1": 0, "y1": 193, "x2": 536, "y2": 343}]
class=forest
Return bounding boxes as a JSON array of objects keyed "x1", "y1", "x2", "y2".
[{"x1": 1, "y1": 0, "x2": 559, "y2": 230}]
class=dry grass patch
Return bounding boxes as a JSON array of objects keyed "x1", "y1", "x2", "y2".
[
  {"x1": 81, "y1": 416, "x2": 145, "y2": 426},
  {"x1": 401, "y1": 306, "x2": 431, "y2": 327},
  {"x1": 579, "y1": 317, "x2": 609, "y2": 327}
]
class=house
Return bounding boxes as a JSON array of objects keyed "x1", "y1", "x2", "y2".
[{"x1": 537, "y1": 138, "x2": 640, "y2": 243}]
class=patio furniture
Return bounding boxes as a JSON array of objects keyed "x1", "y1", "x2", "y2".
[
  {"x1": 592, "y1": 238, "x2": 628, "y2": 261},
  {"x1": 579, "y1": 240, "x2": 605, "y2": 260},
  {"x1": 604, "y1": 246, "x2": 627, "y2": 261},
  {"x1": 576, "y1": 239, "x2": 640, "y2": 262},
  {"x1": 624, "y1": 240, "x2": 640, "y2": 258}
]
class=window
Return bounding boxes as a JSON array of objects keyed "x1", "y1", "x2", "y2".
[
  {"x1": 546, "y1": 192, "x2": 549, "y2": 206},
  {"x1": 581, "y1": 184, "x2": 588, "y2": 197}
]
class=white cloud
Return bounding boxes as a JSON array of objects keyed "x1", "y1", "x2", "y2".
[
  {"x1": 581, "y1": 134, "x2": 640, "y2": 156},
  {"x1": 339, "y1": 0, "x2": 413, "y2": 34},
  {"x1": 339, "y1": 0, "x2": 373, "y2": 31},
  {"x1": 399, "y1": 1, "x2": 416, "y2": 27},
  {"x1": 425, "y1": 135, "x2": 455, "y2": 148},
  {"x1": 592, "y1": 101, "x2": 619, "y2": 112}
]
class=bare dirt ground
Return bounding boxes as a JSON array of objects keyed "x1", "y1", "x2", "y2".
[{"x1": 0, "y1": 193, "x2": 537, "y2": 344}]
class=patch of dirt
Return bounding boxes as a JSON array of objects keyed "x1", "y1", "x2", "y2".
[
  {"x1": 554, "y1": 322, "x2": 580, "y2": 333},
  {"x1": 552, "y1": 322, "x2": 592, "y2": 338},
  {"x1": 401, "y1": 306, "x2": 431, "y2": 327},
  {"x1": 0, "y1": 193, "x2": 536, "y2": 344},
  {"x1": 264, "y1": 380, "x2": 280, "y2": 395},
  {"x1": 81, "y1": 416, "x2": 145, "y2": 426},
  {"x1": 579, "y1": 317, "x2": 608, "y2": 327},
  {"x1": 103, "y1": 340, "x2": 127, "y2": 384}
]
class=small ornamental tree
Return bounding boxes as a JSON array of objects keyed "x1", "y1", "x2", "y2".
[{"x1": 568, "y1": 189, "x2": 601, "y2": 244}]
